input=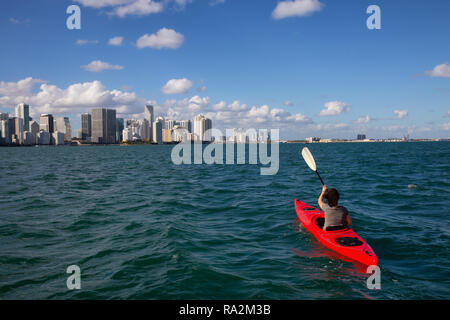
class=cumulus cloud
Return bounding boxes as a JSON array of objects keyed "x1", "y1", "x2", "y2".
[
  {"x1": 0, "y1": 77, "x2": 146, "y2": 118},
  {"x1": 319, "y1": 101, "x2": 350, "y2": 116},
  {"x1": 82, "y1": 60, "x2": 124, "y2": 72},
  {"x1": 113, "y1": 0, "x2": 163, "y2": 17},
  {"x1": 75, "y1": 0, "x2": 163, "y2": 17},
  {"x1": 74, "y1": 0, "x2": 132, "y2": 8},
  {"x1": 272, "y1": 0, "x2": 324, "y2": 20},
  {"x1": 161, "y1": 78, "x2": 193, "y2": 94},
  {"x1": 394, "y1": 109, "x2": 408, "y2": 119},
  {"x1": 0, "y1": 77, "x2": 45, "y2": 97},
  {"x1": 136, "y1": 28, "x2": 184, "y2": 49},
  {"x1": 356, "y1": 115, "x2": 371, "y2": 124},
  {"x1": 74, "y1": 0, "x2": 195, "y2": 17},
  {"x1": 426, "y1": 63, "x2": 450, "y2": 78},
  {"x1": 108, "y1": 36, "x2": 124, "y2": 46},
  {"x1": 76, "y1": 39, "x2": 99, "y2": 45}
]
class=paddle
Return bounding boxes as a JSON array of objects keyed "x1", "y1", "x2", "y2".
[{"x1": 301, "y1": 147, "x2": 325, "y2": 186}]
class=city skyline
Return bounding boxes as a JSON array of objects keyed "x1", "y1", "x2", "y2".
[
  {"x1": 0, "y1": 1, "x2": 449, "y2": 139},
  {"x1": 0, "y1": 102, "x2": 216, "y2": 145}
]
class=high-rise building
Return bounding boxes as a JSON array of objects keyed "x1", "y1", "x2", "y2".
[
  {"x1": 357, "y1": 134, "x2": 367, "y2": 140},
  {"x1": 40, "y1": 114, "x2": 54, "y2": 133},
  {"x1": 8, "y1": 117, "x2": 16, "y2": 142},
  {"x1": 13, "y1": 117, "x2": 24, "y2": 144},
  {"x1": 116, "y1": 118, "x2": 124, "y2": 143},
  {"x1": 122, "y1": 127, "x2": 132, "y2": 142},
  {"x1": 52, "y1": 131, "x2": 65, "y2": 145},
  {"x1": 193, "y1": 114, "x2": 212, "y2": 142},
  {"x1": 91, "y1": 108, "x2": 117, "y2": 144},
  {"x1": 29, "y1": 120, "x2": 39, "y2": 144},
  {"x1": 0, "y1": 120, "x2": 10, "y2": 144},
  {"x1": 140, "y1": 119, "x2": 150, "y2": 141},
  {"x1": 144, "y1": 105, "x2": 154, "y2": 142},
  {"x1": 55, "y1": 117, "x2": 72, "y2": 142},
  {"x1": 37, "y1": 130, "x2": 50, "y2": 145},
  {"x1": 153, "y1": 118, "x2": 163, "y2": 144},
  {"x1": 178, "y1": 120, "x2": 192, "y2": 133},
  {"x1": 0, "y1": 113, "x2": 9, "y2": 120},
  {"x1": 162, "y1": 128, "x2": 172, "y2": 143},
  {"x1": 23, "y1": 131, "x2": 34, "y2": 145},
  {"x1": 165, "y1": 119, "x2": 176, "y2": 130},
  {"x1": 81, "y1": 113, "x2": 92, "y2": 140},
  {"x1": 15, "y1": 103, "x2": 30, "y2": 131}
]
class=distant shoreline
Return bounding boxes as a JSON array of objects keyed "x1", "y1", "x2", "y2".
[{"x1": 0, "y1": 139, "x2": 449, "y2": 147}]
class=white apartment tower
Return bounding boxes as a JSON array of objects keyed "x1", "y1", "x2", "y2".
[{"x1": 193, "y1": 114, "x2": 212, "y2": 142}]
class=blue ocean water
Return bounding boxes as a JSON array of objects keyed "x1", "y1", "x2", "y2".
[{"x1": 0, "y1": 142, "x2": 449, "y2": 299}]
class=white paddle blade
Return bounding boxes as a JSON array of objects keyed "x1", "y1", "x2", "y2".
[{"x1": 301, "y1": 147, "x2": 317, "y2": 171}]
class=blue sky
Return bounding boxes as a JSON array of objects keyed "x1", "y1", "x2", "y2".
[{"x1": 0, "y1": 0, "x2": 449, "y2": 139}]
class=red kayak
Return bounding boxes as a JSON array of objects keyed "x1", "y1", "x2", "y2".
[{"x1": 295, "y1": 199, "x2": 378, "y2": 266}]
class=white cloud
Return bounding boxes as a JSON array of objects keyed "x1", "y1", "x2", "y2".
[
  {"x1": 113, "y1": 0, "x2": 163, "y2": 17},
  {"x1": 9, "y1": 18, "x2": 31, "y2": 24},
  {"x1": 76, "y1": 39, "x2": 99, "y2": 45},
  {"x1": 187, "y1": 96, "x2": 210, "y2": 112},
  {"x1": 356, "y1": 115, "x2": 371, "y2": 124},
  {"x1": 161, "y1": 78, "x2": 193, "y2": 94},
  {"x1": 286, "y1": 113, "x2": 310, "y2": 123},
  {"x1": 284, "y1": 101, "x2": 294, "y2": 107},
  {"x1": 394, "y1": 109, "x2": 408, "y2": 119},
  {"x1": 209, "y1": 0, "x2": 225, "y2": 6},
  {"x1": 0, "y1": 77, "x2": 146, "y2": 118},
  {"x1": 75, "y1": 0, "x2": 194, "y2": 17},
  {"x1": 272, "y1": 0, "x2": 324, "y2": 20},
  {"x1": 213, "y1": 101, "x2": 227, "y2": 111},
  {"x1": 82, "y1": 60, "x2": 124, "y2": 72},
  {"x1": 319, "y1": 101, "x2": 350, "y2": 116},
  {"x1": 174, "y1": 0, "x2": 192, "y2": 8},
  {"x1": 426, "y1": 63, "x2": 450, "y2": 78},
  {"x1": 75, "y1": 0, "x2": 164, "y2": 17},
  {"x1": 108, "y1": 36, "x2": 124, "y2": 46},
  {"x1": 0, "y1": 77, "x2": 44, "y2": 97},
  {"x1": 197, "y1": 86, "x2": 207, "y2": 92},
  {"x1": 136, "y1": 28, "x2": 184, "y2": 49},
  {"x1": 445, "y1": 111, "x2": 450, "y2": 118},
  {"x1": 74, "y1": 0, "x2": 132, "y2": 9}
]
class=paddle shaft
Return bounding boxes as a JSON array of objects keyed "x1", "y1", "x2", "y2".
[{"x1": 315, "y1": 170, "x2": 325, "y2": 186}]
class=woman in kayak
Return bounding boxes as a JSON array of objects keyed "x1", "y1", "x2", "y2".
[{"x1": 318, "y1": 185, "x2": 352, "y2": 231}]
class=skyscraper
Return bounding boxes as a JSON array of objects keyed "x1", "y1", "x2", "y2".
[
  {"x1": 116, "y1": 118, "x2": 124, "y2": 143},
  {"x1": 144, "y1": 105, "x2": 154, "y2": 142},
  {"x1": 14, "y1": 117, "x2": 24, "y2": 144},
  {"x1": 8, "y1": 118, "x2": 16, "y2": 143},
  {"x1": 81, "y1": 113, "x2": 92, "y2": 140},
  {"x1": 153, "y1": 118, "x2": 163, "y2": 144},
  {"x1": 40, "y1": 114, "x2": 54, "y2": 133},
  {"x1": 178, "y1": 120, "x2": 192, "y2": 133},
  {"x1": 15, "y1": 103, "x2": 30, "y2": 131},
  {"x1": 55, "y1": 117, "x2": 72, "y2": 141},
  {"x1": 140, "y1": 119, "x2": 149, "y2": 141},
  {"x1": 91, "y1": 108, "x2": 117, "y2": 144},
  {"x1": 193, "y1": 114, "x2": 212, "y2": 142},
  {"x1": 0, "y1": 120, "x2": 10, "y2": 144}
]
